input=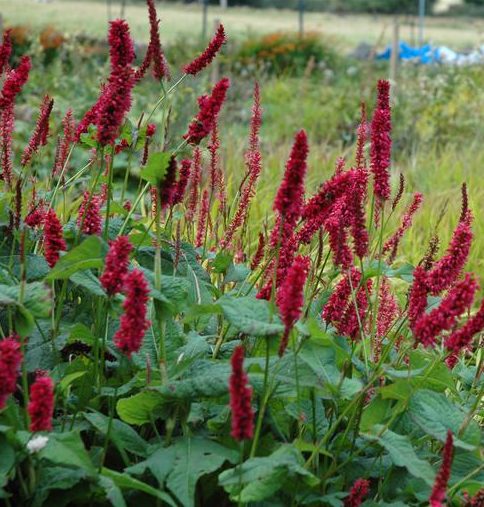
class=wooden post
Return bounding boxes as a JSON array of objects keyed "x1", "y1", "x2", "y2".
[
  {"x1": 298, "y1": 0, "x2": 305, "y2": 38},
  {"x1": 220, "y1": 0, "x2": 228, "y2": 9},
  {"x1": 418, "y1": 0, "x2": 426, "y2": 47},
  {"x1": 389, "y1": 18, "x2": 399, "y2": 84},
  {"x1": 202, "y1": 0, "x2": 209, "y2": 40},
  {"x1": 211, "y1": 19, "x2": 221, "y2": 84}
]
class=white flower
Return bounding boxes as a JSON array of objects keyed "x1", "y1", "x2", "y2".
[{"x1": 27, "y1": 435, "x2": 49, "y2": 454}]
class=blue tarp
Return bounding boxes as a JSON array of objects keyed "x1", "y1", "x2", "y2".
[
  {"x1": 376, "y1": 42, "x2": 484, "y2": 65},
  {"x1": 376, "y1": 42, "x2": 440, "y2": 64}
]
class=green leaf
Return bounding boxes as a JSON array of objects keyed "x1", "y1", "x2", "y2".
[
  {"x1": 116, "y1": 391, "x2": 163, "y2": 425},
  {"x1": 46, "y1": 236, "x2": 105, "y2": 281},
  {"x1": 362, "y1": 426, "x2": 435, "y2": 485},
  {"x1": 39, "y1": 431, "x2": 95, "y2": 474},
  {"x1": 128, "y1": 437, "x2": 238, "y2": 507},
  {"x1": 101, "y1": 468, "x2": 176, "y2": 507},
  {"x1": 219, "y1": 445, "x2": 319, "y2": 503},
  {"x1": 212, "y1": 251, "x2": 233, "y2": 274},
  {"x1": 140, "y1": 151, "x2": 171, "y2": 185},
  {"x1": 84, "y1": 412, "x2": 148, "y2": 457},
  {"x1": 408, "y1": 390, "x2": 480, "y2": 450},
  {"x1": 218, "y1": 295, "x2": 284, "y2": 336},
  {"x1": 70, "y1": 270, "x2": 105, "y2": 296},
  {"x1": 58, "y1": 371, "x2": 87, "y2": 393},
  {"x1": 32, "y1": 467, "x2": 86, "y2": 507},
  {"x1": 98, "y1": 476, "x2": 126, "y2": 507}
]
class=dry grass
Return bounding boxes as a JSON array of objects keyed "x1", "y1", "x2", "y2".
[{"x1": 1, "y1": 0, "x2": 482, "y2": 49}]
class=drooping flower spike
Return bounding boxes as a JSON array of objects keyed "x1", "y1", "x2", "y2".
[{"x1": 183, "y1": 24, "x2": 226, "y2": 76}]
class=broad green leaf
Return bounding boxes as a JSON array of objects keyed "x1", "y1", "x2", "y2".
[
  {"x1": 70, "y1": 270, "x2": 105, "y2": 296},
  {"x1": 84, "y1": 412, "x2": 148, "y2": 457},
  {"x1": 362, "y1": 426, "x2": 434, "y2": 485},
  {"x1": 32, "y1": 467, "x2": 86, "y2": 507},
  {"x1": 101, "y1": 468, "x2": 176, "y2": 507},
  {"x1": 98, "y1": 476, "x2": 126, "y2": 507},
  {"x1": 360, "y1": 395, "x2": 393, "y2": 431},
  {"x1": 140, "y1": 151, "x2": 171, "y2": 185},
  {"x1": 46, "y1": 236, "x2": 105, "y2": 281},
  {"x1": 128, "y1": 437, "x2": 238, "y2": 507},
  {"x1": 408, "y1": 390, "x2": 480, "y2": 450},
  {"x1": 218, "y1": 295, "x2": 284, "y2": 336},
  {"x1": 224, "y1": 263, "x2": 251, "y2": 284},
  {"x1": 219, "y1": 445, "x2": 319, "y2": 503},
  {"x1": 116, "y1": 391, "x2": 163, "y2": 425},
  {"x1": 58, "y1": 371, "x2": 87, "y2": 393},
  {"x1": 212, "y1": 251, "x2": 233, "y2": 274},
  {"x1": 39, "y1": 431, "x2": 95, "y2": 474}
]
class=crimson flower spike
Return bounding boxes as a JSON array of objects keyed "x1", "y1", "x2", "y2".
[
  {"x1": 229, "y1": 345, "x2": 254, "y2": 441},
  {"x1": 100, "y1": 235, "x2": 133, "y2": 296},
  {"x1": 0, "y1": 55, "x2": 31, "y2": 110},
  {"x1": 355, "y1": 101, "x2": 367, "y2": 169},
  {"x1": 28, "y1": 373, "x2": 55, "y2": 432},
  {"x1": 43, "y1": 208, "x2": 67, "y2": 268},
  {"x1": 183, "y1": 24, "x2": 226, "y2": 76},
  {"x1": 0, "y1": 334, "x2": 23, "y2": 409},
  {"x1": 429, "y1": 431, "x2": 454, "y2": 507},
  {"x1": 21, "y1": 95, "x2": 54, "y2": 166},
  {"x1": 114, "y1": 269, "x2": 150, "y2": 357},
  {"x1": 370, "y1": 79, "x2": 392, "y2": 202},
  {"x1": 0, "y1": 29, "x2": 12, "y2": 76},
  {"x1": 276, "y1": 255, "x2": 310, "y2": 356},
  {"x1": 344, "y1": 478, "x2": 370, "y2": 507}
]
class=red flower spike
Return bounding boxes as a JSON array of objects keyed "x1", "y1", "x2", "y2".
[
  {"x1": 28, "y1": 374, "x2": 54, "y2": 432},
  {"x1": 43, "y1": 208, "x2": 66, "y2": 268},
  {"x1": 250, "y1": 232, "x2": 266, "y2": 271},
  {"x1": 186, "y1": 148, "x2": 202, "y2": 221},
  {"x1": 344, "y1": 478, "x2": 370, "y2": 507},
  {"x1": 183, "y1": 24, "x2": 226, "y2": 75},
  {"x1": 370, "y1": 80, "x2": 392, "y2": 202},
  {"x1": 413, "y1": 273, "x2": 477, "y2": 348},
  {"x1": 54, "y1": 109, "x2": 76, "y2": 176},
  {"x1": 77, "y1": 191, "x2": 103, "y2": 236},
  {"x1": 276, "y1": 255, "x2": 310, "y2": 356},
  {"x1": 339, "y1": 279, "x2": 372, "y2": 340},
  {"x1": 0, "y1": 335, "x2": 23, "y2": 409},
  {"x1": 408, "y1": 266, "x2": 430, "y2": 328},
  {"x1": 273, "y1": 129, "x2": 308, "y2": 232},
  {"x1": 114, "y1": 269, "x2": 150, "y2": 357},
  {"x1": 195, "y1": 189, "x2": 210, "y2": 248},
  {"x1": 445, "y1": 297, "x2": 484, "y2": 366},
  {"x1": 383, "y1": 192, "x2": 423, "y2": 263},
  {"x1": 429, "y1": 431, "x2": 454, "y2": 507},
  {"x1": 426, "y1": 213, "x2": 473, "y2": 295},
  {"x1": 0, "y1": 55, "x2": 31, "y2": 110},
  {"x1": 100, "y1": 236, "x2": 133, "y2": 296},
  {"x1": 229, "y1": 345, "x2": 254, "y2": 441},
  {"x1": 183, "y1": 77, "x2": 230, "y2": 145},
  {"x1": 158, "y1": 155, "x2": 178, "y2": 209},
  {"x1": 0, "y1": 29, "x2": 12, "y2": 76},
  {"x1": 349, "y1": 168, "x2": 369, "y2": 259},
  {"x1": 0, "y1": 104, "x2": 14, "y2": 186},
  {"x1": 322, "y1": 268, "x2": 362, "y2": 327},
  {"x1": 146, "y1": 0, "x2": 170, "y2": 80},
  {"x1": 172, "y1": 159, "x2": 192, "y2": 205}
]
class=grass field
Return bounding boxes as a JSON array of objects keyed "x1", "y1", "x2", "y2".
[{"x1": 1, "y1": 0, "x2": 482, "y2": 49}]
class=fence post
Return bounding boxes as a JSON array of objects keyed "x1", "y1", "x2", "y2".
[
  {"x1": 202, "y1": 0, "x2": 209, "y2": 40},
  {"x1": 418, "y1": 0, "x2": 426, "y2": 46},
  {"x1": 211, "y1": 19, "x2": 221, "y2": 84},
  {"x1": 298, "y1": 0, "x2": 305, "y2": 38},
  {"x1": 389, "y1": 18, "x2": 399, "y2": 84}
]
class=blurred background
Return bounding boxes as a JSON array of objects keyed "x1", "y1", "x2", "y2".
[{"x1": 1, "y1": 0, "x2": 484, "y2": 273}]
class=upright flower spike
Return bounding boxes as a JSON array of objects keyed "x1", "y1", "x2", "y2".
[
  {"x1": 158, "y1": 155, "x2": 178, "y2": 210},
  {"x1": 383, "y1": 192, "x2": 423, "y2": 262},
  {"x1": 96, "y1": 20, "x2": 136, "y2": 146},
  {"x1": 412, "y1": 273, "x2": 477, "y2": 348},
  {"x1": 195, "y1": 189, "x2": 210, "y2": 248},
  {"x1": 344, "y1": 478, "x2": 370, "y2": 507},
  {"x1": 273, "y1": 129, "x2": 308, "y2": 234},
  {"x1": 43, "y1": 208, "x2": 66, "y2": 268},
  {"x1": 100, "y1": 235, "x2": 133, "y2": 296},
  {"x1": 426, "y1": 213, "x2": 473, "y2": 295},
  {"x1": 186, "y1": 148, "x2": 202, "y2": 221},
  {"x1": 183, "y1": 24, "x2": 226, "y2": 75},
  {"x1": 221, "y1": 83, "x2": 263, "y2": 249},
  {"x1": 339, "y1": 279, "x2": 372, "y2": 340},
  {"x1": 355, "y1": 102, "x2": 368, "y2": 169},
  {"x1": 114, "y1": 269, "x2": 150, "y2": 357},
  {"x1": 349, "y1": 168, "x2": 369, "y2": 259},
  {"x1": 408, "y1": 265, "x2": 430, "y2": 328},
  {"x1": 429, "y1": 431, "x2": 454, "y2": 507},
  {"x1": 324, "y1": 198, "x2": 353, "y2": 270},
  {"x1": 229, "y1": 345, "x2": 254, "y2": 441},
  {"x1": 276, "y1": 255, "x2": 310, "y2": 356},
  {"x1": 146, "y1": 0, "x2": 170, "y2": 80},
  {"x1": 77, "y1": 191, "x2": 102, "y2": 235},
  {"x1": 370, "y1": 80, "x2": 392, "y2": 202},
  {"x1": 250, "y1": 232, "x2": 266, "y2": 271},
  {"x1": 0, "y1": 29, "x2": 12, "y2": 76},
  {"x1": 183, "y1": 77, "x2": 230, "y2": 145},
  {"x1": 21, "y1": 95, "x2": 54, "y2": 166},
  {"x1": 28, "y1": 374, "x2": 55, "y2": 432},
  {"x1": 0, "y1": 104, "x2": 14, "y2": 186},
  {"x1": 323, "y1": 268, "x2": 362, "y2": 326},
  {"x1": 54, "y1": 108, "x2": 76, "y2": 176},
  {"x1": 172, "y1": 159, "x2": 192, "y2": 205},
  {"x1": 0, "y1": 55, "x2": 31, "y2": 110},
  {"x1": 0, "y1": 335, "x2": 23, "y2": 409}
]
